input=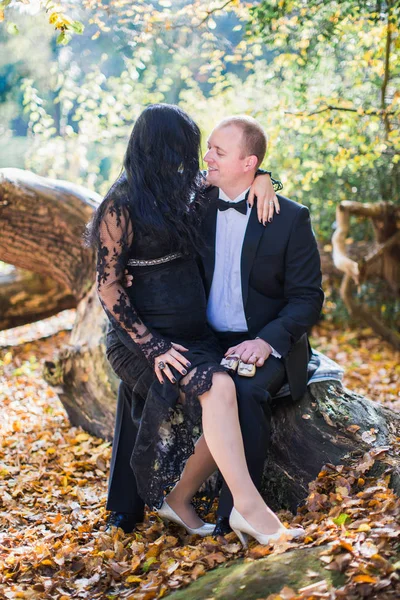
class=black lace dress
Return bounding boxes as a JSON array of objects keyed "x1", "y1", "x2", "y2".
[{"x1": 96, "y1": 182, "x2": 226, "y2": 510}]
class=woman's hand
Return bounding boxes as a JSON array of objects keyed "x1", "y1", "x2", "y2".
[
  {"x1": 154, "y1": 343, "x2": 191, "y2": 384},
  {"x1": 248, "y1": 174, "x2": 280, "y2": 225}
]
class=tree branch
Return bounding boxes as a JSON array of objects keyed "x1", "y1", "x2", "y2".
[
  {"x1": 381, "y1": 0, "x2": 392, "y2": 138},
  {"x1": 196, "y1": 0, "x2": 235, "y2": 28},
  {"x1": 285, "y1": 105, "x2": 395, "y2": 117},
  {"x1": 167, "y1": 0, "x2": 235, "y2": 30},
  {"x1": 340, "y1": 274, "x2": 400, "y2": 349}
]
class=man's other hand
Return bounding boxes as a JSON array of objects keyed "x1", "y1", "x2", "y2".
[
  {"x1": 123, "y1": 269, "x2": 133, "y2": 287},
  {"x1": 225, "y1": 339, "x2": 272, "y2": 367}
]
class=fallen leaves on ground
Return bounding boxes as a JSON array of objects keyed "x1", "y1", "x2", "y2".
[
  {"x1": 311, "y1": 322, "x2": 400, "y2": 410},
  {"x1": 0, "y1": 315, "x2": 399, "y2": 599}
]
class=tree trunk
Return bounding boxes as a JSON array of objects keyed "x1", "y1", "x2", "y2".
[
  {"x1": 0, "y1": 267, "x2": 76, "y2": 330},
  {"x1": 43, "y1": 284, "x2": 121, "y2": 438},
  {"x1": 2, "y1": 168, "x2": 400, "y2": 516},
  {"x1": 0, "y1": 167, "x2": 99, "y2": 300},
  {"x1": 332, "y1": 200, "x2": 400, "y2": 348},
  {"x1": 262, "y1": 381, "x2": 400, "y2": 512}
]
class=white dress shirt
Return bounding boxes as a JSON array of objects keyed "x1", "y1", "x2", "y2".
[{"x1": 206, "y1": 187, "x2": 281, "y2": 358}]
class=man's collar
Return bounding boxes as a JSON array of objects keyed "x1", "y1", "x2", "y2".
[{"x1": 218, "y1": 187, "x2": 251, "y2": 203}]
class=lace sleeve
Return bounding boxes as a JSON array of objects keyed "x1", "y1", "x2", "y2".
[
  {"x1": 255, "y1": 169, "x2": 283, "y2": 192},
  {"x1": 96, "y1": 199, "x2": 172, "y2": 367}
]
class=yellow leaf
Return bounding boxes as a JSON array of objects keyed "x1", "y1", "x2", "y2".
[
  {"x1": 336, "y1": 486, "x2": 349, "y2": 496},
  {"x1": 75, "y1": 433, "x2": 90, "y2": 442},
  {"x1": 304, "y1": 536, "x2": 314, "y2": 543},
  {"x1": 49, "y1": 13, "x2": 60, "y2": 25},
  {"x1": 353, "y1": 574, "x2": 377, "y2": 583},
  {"x1": 126, "y1": 575, "x2": 143, "y2": 583},
  {"x1": 3, "y1": 352, "x2": 13, "y2": 365}
]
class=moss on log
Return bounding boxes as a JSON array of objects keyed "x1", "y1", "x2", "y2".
[{"x1": 170, "y1": 546, "x2": 345, "y2": 600}]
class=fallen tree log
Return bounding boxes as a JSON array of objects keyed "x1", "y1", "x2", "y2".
[
  {"x1": 0, "y1": 267, "x2": 76, "y2": 330},
  {"x1": 263, "y1": 380, "x2": 400, "y2": 511},
  {"x1": 0, "y1": 168, "x2": 98, "y2": 301}
]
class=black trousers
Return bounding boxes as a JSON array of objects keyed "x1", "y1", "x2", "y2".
[
  {"x1": 105, "y1": 328, "x2": 285, "y2": 520},
  {"x1": 105, "y1": 328, "x2": 149, "y2": 519}
]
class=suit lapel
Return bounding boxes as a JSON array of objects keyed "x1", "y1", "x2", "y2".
[
  {"x1": 241, "y1": 199, "x2": 264, "y2": 307},
  {"x1": 201, "y1": 186, "x2": 219, "y2": 294}
]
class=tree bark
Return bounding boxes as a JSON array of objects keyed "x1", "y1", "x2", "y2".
[
  {"x1": 0, "y1": 267, "x2": 76, "y2": 330},
  {"x1": 43, "y1": 284, "x2": 120, "y2": 438},
  {"x1": 0, "y1": 168, "x2": 99, "y2": 300},
  {"x1": 263, "y1": 381, "x2": 400, "y2": 512}
]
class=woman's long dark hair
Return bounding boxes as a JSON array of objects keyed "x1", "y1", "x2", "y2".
[{"x1": 85, "y1": 103, "x2": 205, "y2": 254}]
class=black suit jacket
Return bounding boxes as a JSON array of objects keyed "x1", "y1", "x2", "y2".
[{"x1": 199, "y1": 187, "x2": 324, "y2": 402}]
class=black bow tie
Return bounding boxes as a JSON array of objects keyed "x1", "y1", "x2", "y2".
[{"x1": 217, "y1": 198, "x2": 248, "y2": 215}]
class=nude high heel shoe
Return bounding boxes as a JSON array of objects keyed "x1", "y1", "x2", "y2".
[
  {"x1": 156, "y1": 500, "x2": 215, "y2": 537},
  {"x1": 229, "y1": 507, "x2": 304, "y2": 548}
]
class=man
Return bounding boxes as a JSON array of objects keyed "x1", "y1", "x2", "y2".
[
  {"x1": 199, "y1": 116, "x2": 323, "y2": 534},
  {"x1": 105, "y1": 115, "x2": 323, "y2": 535}
]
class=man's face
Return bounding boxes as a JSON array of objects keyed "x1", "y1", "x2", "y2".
[{"x1": 204, "y1": 125, "x2": 253, "y2": 190}]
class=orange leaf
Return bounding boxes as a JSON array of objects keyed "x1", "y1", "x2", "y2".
[
  {"x1": 353, "y1": 574, "x2": 377, "y2": 584},
  {"x1": 339, "y1": 541, "x2": 354, "y2": 553}
]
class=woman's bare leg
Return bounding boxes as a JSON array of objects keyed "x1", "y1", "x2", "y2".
[
  {"x1": 165, "y1": 435, "x2": 217, "y2": 528},
  {"x1": 165, "y1": 371, "x2": 284, "y2": 533},
  {"x1": 198, "y1": 372, "x2": 284, "y2": 535}
]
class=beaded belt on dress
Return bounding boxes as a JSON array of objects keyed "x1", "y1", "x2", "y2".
[{"x1": 127, "y1": 252, "x2": 183, "y2": 267}]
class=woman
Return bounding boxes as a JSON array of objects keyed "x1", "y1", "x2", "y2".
[{"x1": 86, "y1": 104, "x2": 303, "y2": 545}]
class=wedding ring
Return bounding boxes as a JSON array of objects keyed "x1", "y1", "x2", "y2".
[
  {"x1": 158, "y1": 361, "x2": 166, "y2": 370},
  {"x1": 268, "y1": 201, "x2": 274, "y2": 205}
]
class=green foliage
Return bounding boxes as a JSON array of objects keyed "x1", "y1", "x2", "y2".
[
  {"x1": 1, "y1": 0, "x2": 399, "y2": 247},
  {"x1": 19, "y1": 56, "x2": 168, "y2": 195},
  {"x1": 249, "y1": 0, "x2": 399, "y2": 58},
  {"x1": 245, "y1": 0, "x2": 399, "y2": 242}
]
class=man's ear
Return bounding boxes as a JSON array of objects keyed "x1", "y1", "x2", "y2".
[{"x1": 244, "y1": 155, "x2": 258, "y2": 172}]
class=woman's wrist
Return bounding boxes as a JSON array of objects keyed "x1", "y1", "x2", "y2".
[
  {"x1": 255, "y1": 168, "x2": 272, "y2": 177},
  {"x1": 141, "y1": 335, "x2": 173, "y2": 368},
  {"x1": 255, "y1": 169, "x2": 283, "y2": 192}
]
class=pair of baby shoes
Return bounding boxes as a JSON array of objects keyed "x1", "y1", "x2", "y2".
[{"x1": 220, "y1": 355, "x2": 256, "y2": 377}]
